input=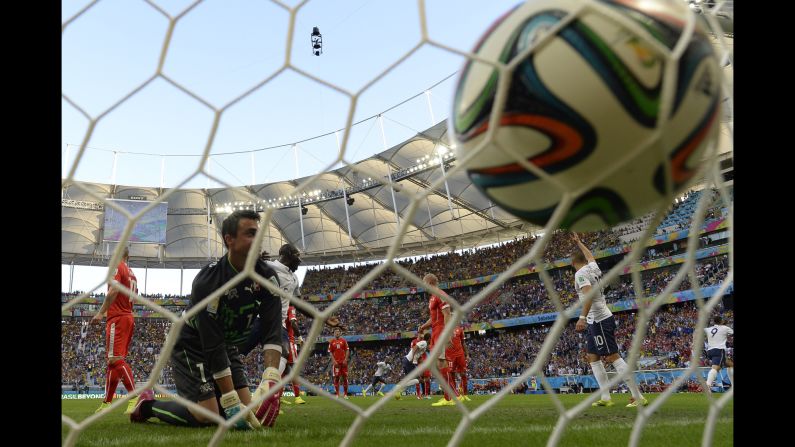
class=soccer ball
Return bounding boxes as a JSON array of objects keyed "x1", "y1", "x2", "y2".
[
  {"x1": 451, "y1": 0, "x2": 722, "y2": 231},
  {"x1": 416, "y1": 340, "x2": 428, "y2": 351}
]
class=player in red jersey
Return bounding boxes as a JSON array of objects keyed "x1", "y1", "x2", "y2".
[
  {"x1": 445, "y1": 325, "x2": 471, "y2": 401},
  {"x1": 328, "y1": 328, "x2": 349, "y2": 399},
  {"x1": 420, "y1": 338, "x2": 432, "y2": 399},
  {"x1": 418, "y1": 273, "x2": 460, "y2": 406},
  {"x1": 90, "y1": 246, "x2": 140, "y2": 414},
  {"x1": 285, "y1": 305, "x2": 306, "y2": 404},
  {"x1": 393, "y1": 333, "x2": 429, "y2": 400},
  {"x1": 410, "y1": 333, "x2": 430, "y2": 399},
  {"x1": 422, "y1": 367, "x2": 432, "y2": 398}
]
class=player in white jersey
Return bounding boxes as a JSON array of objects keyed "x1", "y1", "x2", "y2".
[
  {"x1": 571, "y1": 232, "x2": 647, "y2": 408},
  {"x1": 703, "y1": 315, "x2": 734, "y2": 391},
  {"x1": 361, "y1": 361, "x2": 393, "y2": 397},
  {"x1": 243, "y1": 245, "x2": 343, "y2": 354},
  {"x1": 240, "y1": 244, "x2": 343, "y2": 406},
  {"x1": 393, "y1": 333, "x2": 431, "y2": 400}
]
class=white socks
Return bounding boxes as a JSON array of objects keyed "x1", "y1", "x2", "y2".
[
  {"x1": 706, "y1": 368, "x2": 718, "y2": 387},
  {"x1": 612, "y1": 358, "x2": 641, "y2": 400},
  {"x1": 393, "y1": 378, "x2": 419, "y2": 395},
  {"x1": 590, "y1": 361, "x2": 611, "y2": 401}
]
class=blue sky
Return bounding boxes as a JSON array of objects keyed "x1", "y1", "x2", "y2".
[
  {"x1": 62, "y1": 0, "x2": 520, "y2": 188},
  {"x1": 62, "y1": 0, "x2": 520, "y2": 294}
]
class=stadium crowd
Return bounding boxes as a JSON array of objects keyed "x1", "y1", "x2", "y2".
[
  {"x1": 300, "y1": 230, "x2": 622, "y2": 296},
  {"x1": 294, "y1": 254, "x2": 729, "y2": 338},
  {"x1": 61, "y1": 188, "x2": 732, "y2": 393},
  {"x1": 62, "y1": 300, "x2": 732, "y2": 392}
]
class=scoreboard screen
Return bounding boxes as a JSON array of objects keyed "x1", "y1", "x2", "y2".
[{"x1": 103, "y1": 199, "x2": 168, "y2": 244}]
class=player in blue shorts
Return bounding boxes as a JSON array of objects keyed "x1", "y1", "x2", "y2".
[{"x1": 571, "y1": 232, "x2": 647, "y2": 408}]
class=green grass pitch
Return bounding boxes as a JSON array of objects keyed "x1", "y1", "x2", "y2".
[{"x1": 62, "y1": 393, "x2": 732, "y2": 446}]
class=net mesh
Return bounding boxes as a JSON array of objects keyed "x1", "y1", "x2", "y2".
[{"x1": 61, "y1": 0, "x2": 733, "y2": 446}]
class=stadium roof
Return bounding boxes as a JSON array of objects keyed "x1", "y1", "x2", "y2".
[{"x1": 62, "y1": 120, "x2": 532, "y2": 269}]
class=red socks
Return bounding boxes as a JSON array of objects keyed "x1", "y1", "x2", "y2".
[{"x1": 103, "y1": 360, "x2": 135, "y2": 403}]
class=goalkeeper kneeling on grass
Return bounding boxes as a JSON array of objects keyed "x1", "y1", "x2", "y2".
[{"x1": 129, "y1": 210, "x2": 284, "y2": 430}]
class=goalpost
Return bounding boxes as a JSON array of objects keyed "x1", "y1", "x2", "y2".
[{"x1": 61, "y1": 1, "x2": 733, "y2": 446}]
